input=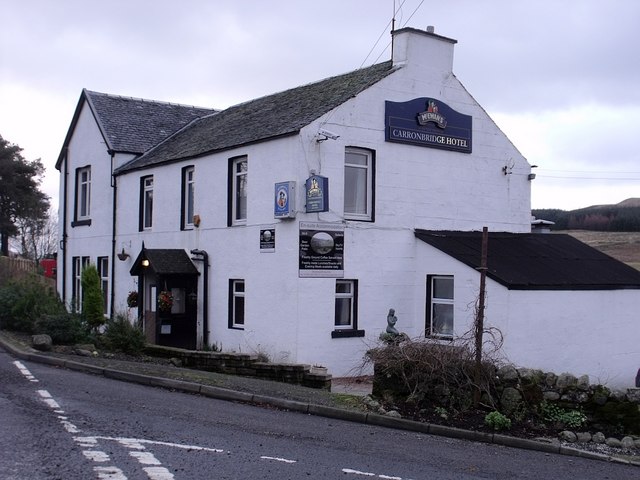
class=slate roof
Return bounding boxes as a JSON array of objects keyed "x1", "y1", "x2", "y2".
[
  {"x1": 115, "y1": 60, "x2": 396, "y2": 174},
  {"x1": 56, "y1": 90, "x2": 216, "y2": 169},
  {"x1": 130, "y1": 248, "x2": 199, "y2": 276},
  {"x1": 415, "y1": 229, "x2": 640, "y2": 290}
]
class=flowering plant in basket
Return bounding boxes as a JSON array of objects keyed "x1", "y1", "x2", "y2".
[
  {"x1": 126, "y1": 291, "x2": 138, "y2": 308},
  {"x1": 158, "y1": 290, "x2": 173, "y2": 312}
]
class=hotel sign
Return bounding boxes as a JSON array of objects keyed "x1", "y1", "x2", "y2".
[{"x1": 385, "y1": 97, "x2": 472, "y2": 153}]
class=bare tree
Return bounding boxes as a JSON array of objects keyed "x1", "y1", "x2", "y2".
[{"x1": 12, "y1": 207, "x2": 58, "y2": 261}]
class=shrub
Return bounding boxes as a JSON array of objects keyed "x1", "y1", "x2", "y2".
[
  {"x1": 484, "y1": 411, "x2": 512, "y2": 431},
  {"x1": 539, "y1": 400, "x2": 587, "y2": 429},
  {"x1": 101, "y1": 313, "x2": 146, "y2": 355},
  {"x1": 81, "y1": 265, "x2": 105, "y2": 332},
  {"x1": 365, "y1": 336, "x2": 500, "y2": 412},
  {"x1": 0, "y1": 277, "x2": 65, "y2": 333},
  {"x1": 35, "y1": 313, "x2": 89, "y2": 345}
]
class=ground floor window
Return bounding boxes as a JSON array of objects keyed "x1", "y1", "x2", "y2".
[
  {"x1": 71, "y1": 256, "x2": 90, "y2": 311},
  {"x1": 229, "y1": 279, "x2": 245, "y2": 329},
  {"x1": 426, "y1": 275, "x2": 454, "y2": 339},
  {"x1": 97, "y1": 256, "x2": 109, "y2": 315},
  {"x1": 332, "y1": 279, "x2": 365, "y2": 338}
]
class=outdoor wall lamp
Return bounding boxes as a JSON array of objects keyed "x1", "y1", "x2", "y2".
[
  {"x1": 117, "y1": 248, "x2": 130, "y2": 261},
  {"x1": 141, "y1": 259, "x2": 150, "y2": 267}
]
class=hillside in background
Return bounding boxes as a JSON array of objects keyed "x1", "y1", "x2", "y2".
[
  {"x1": 563, "y1": 230, "x2": 640, "y2": 271},
  {"x1": 533, "y1": 198, "x2": 640, "y2": 231}
]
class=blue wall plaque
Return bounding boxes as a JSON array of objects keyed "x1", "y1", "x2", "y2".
[
  {"x1": 274, "y1": 181, "x2": 296, "y2": 218},
  {"x1": 305, "y1": 175, "x2": 329, "y2": 213}
]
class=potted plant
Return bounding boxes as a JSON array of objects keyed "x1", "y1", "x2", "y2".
[
  {"x1": 126, "y1": 290, "x2": 138, "y2": 308},
  {"x1": 158, "y1": 290, "x2": 173, "y2": 312}
]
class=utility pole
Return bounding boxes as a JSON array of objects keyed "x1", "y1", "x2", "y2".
[{"x1": 474, "y1": 226, "x2": 489, "y2": 405}]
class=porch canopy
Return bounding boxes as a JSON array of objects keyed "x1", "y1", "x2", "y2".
[{"x1": 130, "y1": 248, "x2": 199, "y2": 276}]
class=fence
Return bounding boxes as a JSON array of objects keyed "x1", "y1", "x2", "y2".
[{"x1": 0, "y1": 256, "x2": 55, "y2": 289}]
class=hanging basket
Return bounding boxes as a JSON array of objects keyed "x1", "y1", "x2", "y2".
[{"x1": 126, "y1": 291, "x2": 138, "y2": 308}]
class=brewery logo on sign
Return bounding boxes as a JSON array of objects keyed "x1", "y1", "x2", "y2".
[{"x1": 417, "y1": 100, "x2": 447, "y2": 128}]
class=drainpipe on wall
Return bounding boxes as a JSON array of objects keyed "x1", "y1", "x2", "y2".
[
  {"x1": 109, "y1": 150, "x2": 116, "y2": 318},
  {"x1": 190, "y1": 249, "x2": 209, "y2": 349},
  {"x1": 60, "y1": 147, "x2": 69, "y2": 302}
]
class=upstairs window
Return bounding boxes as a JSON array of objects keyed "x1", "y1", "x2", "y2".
[
  {"x1": 228, "y1": 156, "x2": 247, "y2": 226},
  {"x1": 426, "y1": 275, "x2": 454, "y2": 339},
  {"x1": 140, "y1": 176, "x2": 153, "y2": 231},
  {"x1": 181, "y1": 166, "x2": 195, "y2": 230},
  {"x1": 344, "y1": 148, "x2": 374, "y2": 221},
  {"x1": 73, "y1": 166, "x2": 91, "y2": 226}
]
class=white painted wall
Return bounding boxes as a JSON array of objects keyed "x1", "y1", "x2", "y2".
[{"x1": 58, "y1": 101, "x2": 114, "y2": 310}]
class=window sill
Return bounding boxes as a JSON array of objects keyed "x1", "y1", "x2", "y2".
[
  {"x1": 344, "y1": 215, "x2": 373, "y2": 223},
  {"x1": 71, "y1": 219, "x2": 92, "y2": 227},
  {"x1": 229, "y1": 326, "x2": 244, "y2": 330},
  {"x1": 331, "y1": 329, "x2": 365, "y2": 338}
]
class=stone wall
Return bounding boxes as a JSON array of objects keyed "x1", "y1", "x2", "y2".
[
  {"x1": 495, "y1": 365, "x2": 640, "y2": 435},
  {"x1": 144, "y1": 344, "x2": 332, "y2": 390}
]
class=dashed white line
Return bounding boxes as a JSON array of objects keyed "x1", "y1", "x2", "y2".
[
  {"x1": 261, "y1": 455, "x2": 297, "y2": 464},
  {"x1": 94, "y1": 466, "x2": 127, "y2": 479},
  {"x1": 129, "y1": 451, "x2": 161, "y2": 465},
  {"x1": 37, "y1": 389, "x2": 61, "y2": 409},
  {"x1": 83, "y1": 450, "x2": 111, "y2": 462},
  {"x1": 342, "y1": 469, "x2": 412, "y2": 479},
  {"x1": 343, "y1": 469, "x2": 376, "y2": 476},
  {"x1": 13, "y1": 360, "x2": 38, "y2": 382},
  {"x1": 142, "y1": 466, "x2": 176, "y2": 480}
]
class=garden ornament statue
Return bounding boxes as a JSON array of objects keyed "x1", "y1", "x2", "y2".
[{"x1": 386, "y1": 308, "x2": 399, "y2": 336}]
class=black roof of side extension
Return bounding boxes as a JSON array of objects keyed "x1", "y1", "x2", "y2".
[{"x1": 415, "y1": 229, "x2": 640, "y2": 290}]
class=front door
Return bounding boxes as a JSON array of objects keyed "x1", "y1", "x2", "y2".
[{"x1": 143, "y1": 274, "x2": 198, "y2": 350}]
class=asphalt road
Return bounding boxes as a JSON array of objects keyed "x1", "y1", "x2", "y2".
[{"x1": 1, "y1": 348, "x2": 637, "y2": 479}]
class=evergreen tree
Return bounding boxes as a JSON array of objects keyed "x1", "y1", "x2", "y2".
[
  {"x1": 0, "y1": 134, "x2": 50, "y2": 256},
  {"x1": 81, "y1": 265, "x2": 105, "y2": 333}
]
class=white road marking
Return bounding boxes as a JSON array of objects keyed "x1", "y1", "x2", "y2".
[
  {"x1": 94, "y1": 466, "x2": 127, "y2": 479},
  {"x1": 37, "y1": 389, "x2": 61, "y2": 409},
  {"x1": 343, "y1": 469, "x2": 413, "y2": 480},
  {"x1": 261, "y1": 455, "x2": 297, "y2": 464},
  {"x1": 93, "y1": 436, "x2": 225, "y2": 453},
  {"x1": 74, "y1": 436, "x2": 98, "y2": 447},
  {"x1": 13, "y1": 360, "x2": 38, "y2": 382},
  {"x1": 61, "y1": 420, "x2": 80, "y2": 433},
  {"x1": 130, "y1": 451, "x2": 161, "y2": 465},
  {"x1": 142, "y1": 466, "x2": 176, "y2": 480},
  {"x1": 343, "y1": 469, "x2": 376, "y2": 476},
  {"x1": 83, "y1": 450, "x2": 110, "y2": 462}
]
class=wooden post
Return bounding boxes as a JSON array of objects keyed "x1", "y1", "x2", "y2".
[{"x1": 474, "y1": 226, "x2": 489, "y2": 405}]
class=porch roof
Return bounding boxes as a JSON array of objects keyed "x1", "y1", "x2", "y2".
[
  {"x1": 415, "y1": 229, "x2": 640, "y2": 290},
  {"x1": 130, "y1": 248, "x2": 199, "y2": 276}
]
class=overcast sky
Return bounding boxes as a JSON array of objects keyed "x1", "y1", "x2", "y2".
[{"x1": 1, "y1": 0, "x2": 638, "y2": 212}]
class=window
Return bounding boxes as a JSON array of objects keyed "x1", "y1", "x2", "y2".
[
  {"x1": 426, "y1": 275, "x2": 454, "y2": 339},
  {"x1": 71, "y1": 256, "x2": 90, "y2": 311},
  {"x1": 229, "y1": 279, "x2": 245, "y2": 329},
  {"x1": 140, "y1": 176, "x2": 153, "y2": 231},
  {"x1": 181, "y1": 166, "x2": 195, "y2": 229},
  {"x1": 97, "y1": 256, "x2": 109, "y2": 315},
  {"x1": 73, "y1": 166, "x2": 91, "y2": 226},
  {"x1": 332, "y1": 279, "x2": 365, "y2": 338},
  {"x1": 344, "y1": 147, "x2": 374, "y2": 221},
  {"x1": 228, "y1": 156, "x2": 247, "y2": 226}
]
